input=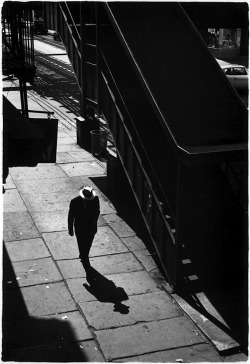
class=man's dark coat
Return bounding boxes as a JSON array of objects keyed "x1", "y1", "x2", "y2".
[{"x1": 68, "y1": 195, "x2": 100, "y2": 236}]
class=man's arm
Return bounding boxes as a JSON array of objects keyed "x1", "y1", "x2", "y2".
[
  {"x1": 95, "y1": 196, "x2": 100, "y2": 222},
  {"x1": 68, "y1": 201, "x2": 74, "y2": 236}
]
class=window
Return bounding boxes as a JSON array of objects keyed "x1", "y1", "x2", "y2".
[
  {"x1": 224, "y1": 68, "x2": 233, "y2": 75},
  {"x1": 234, "y1": 67, "x2": 247, "y2": 75}
]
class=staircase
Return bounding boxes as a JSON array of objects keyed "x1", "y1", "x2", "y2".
[{"x1": 43, "y1": 2, "x2": 247, "y2": 289}]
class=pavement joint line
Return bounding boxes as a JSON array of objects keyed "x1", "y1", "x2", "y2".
[
  {"x1": 108, "y1": 342, "x2": 213, "y2": 362},
  {"x1": 11, "y1": 280, "x2": 65, "y2": 289}
]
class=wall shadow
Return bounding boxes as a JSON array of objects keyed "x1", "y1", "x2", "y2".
[
  {"x1": 2, "y1": 243, "x2": 90, "y2": 362},
  {"x1": 90, "y1": 172, "x2": 248, "y2": 355},
  {"x1": 90, "y1": 175, "x2": 156, "y2": 250}
]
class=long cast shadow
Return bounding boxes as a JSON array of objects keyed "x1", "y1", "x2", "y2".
[{"x1": 83, "y1": 268, "x2": 130, "y2": 314}]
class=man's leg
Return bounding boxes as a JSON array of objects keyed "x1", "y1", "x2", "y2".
[{"x1": 76, "y1": 233, "x2": 95, "y2": 271}]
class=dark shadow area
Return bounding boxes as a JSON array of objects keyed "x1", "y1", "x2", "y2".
[
  {"x1": 90, "y1": 165, "x2": 248, "y2": 355},
  {"x1": 83, "y1": 268, "x2": 130, "y2": 314},
  {"x1": 2, "y1": 243, "x2": 89, "y2": 362},
  {"x1": 89, "y1": 174, "x2": 164, "y2": 274},
  {"x1": 176, "y1": 164, "x2": 248, "y2": 355}
]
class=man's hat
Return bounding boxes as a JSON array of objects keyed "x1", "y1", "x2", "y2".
[{"x1": 79, "y1": 185, "x2": 96, "y2": 200}]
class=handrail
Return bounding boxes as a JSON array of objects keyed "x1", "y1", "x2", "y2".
[
  {"x1": 58, "y1": 2, "x2": 81, "y2": 54},
  {"x1": 103, "y1": 2, "x2": 248, "y2": 163},
  {"x1": 100, "y1": 50, "x2": 176, "y2": 223}
]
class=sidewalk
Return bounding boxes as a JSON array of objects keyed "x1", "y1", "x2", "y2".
[
  {"x1": 2, "y1": 129, "x2": 220, "y2": 362},
  {"x1": 2, "y1": 35, "x2": 247, "y2": 362}
]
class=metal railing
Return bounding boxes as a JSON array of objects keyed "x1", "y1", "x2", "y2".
[{"x1": 58, "y1": 2, "x2": 82, "y2": 89}]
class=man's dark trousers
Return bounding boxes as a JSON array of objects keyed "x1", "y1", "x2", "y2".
[
  {"x1": 75, "y1": 230, "x2": 95, "y2": 270},
  {"x1": 68, "y1": 194, "x2": 100, "y2": 271}
]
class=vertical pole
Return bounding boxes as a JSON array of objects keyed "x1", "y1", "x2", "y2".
[
  {"x1": 80, "y1": 2, "x2": 86, "y2": 118},
  {"x1": 174, "y1": 162, "x2": 184, "y2": 289},
  {"x1": 95, "y1": 2, "x2": 101, "y2": 115},
  {"x1": 19, "y1": 78, "x2": 25, "y2": 114},
  {"x1": 19, "y1": 78, "x2": 29, "y2": 118}
]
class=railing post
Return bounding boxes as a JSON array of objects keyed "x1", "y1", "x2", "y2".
[
  {"x1": 96, "y1": 2, "x2": 101, "y2": 116},
  {"x1": 80, "y1": 2, "x2": 87, "y2": 118},
  {"x1": 174, "y1": 162, "x2": 185, "y2": 289}
]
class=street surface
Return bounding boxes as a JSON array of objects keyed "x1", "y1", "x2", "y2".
[{"x1": 2, "y1": 34, "x2": 248, "y2": 362}]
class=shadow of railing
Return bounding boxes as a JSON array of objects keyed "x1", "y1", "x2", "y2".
[
  {"x1": 177, "y1": 188, "x2": 248, "y2": 354},
  {"x1": 31, "y1": 47, "x2": 81, "y2": 127}
]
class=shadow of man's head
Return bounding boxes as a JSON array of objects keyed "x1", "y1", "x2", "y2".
[{"x1": 83, "y1": 268, "x2": 130, "y2": 314}]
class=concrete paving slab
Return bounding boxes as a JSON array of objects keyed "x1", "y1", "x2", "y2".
[
  {"x1": 57, "y1": 252, "x2": 143, "y2": 280},
  {"x1": 66, "y1": 277, "x2": 95, "y2": 303},
  {"x1": 66, "y1": 130, "x2": 77, "y2": 138},
  {"x1": 100, "y1": 271, "x2": 161, "y2": 296},
  {"x1": 57, "y1": 136, "x2": 75, "y2": 145},
  {"x1": 15, "y1": 177, "x2": 77, "y2": 195},
  {"x1": 57, "y1": 259, "x2": 86, "y2": 279},
  {"x1": 58, "y1": 123, "x2": 75, "y2": 132},
  {"x1": 3, "y1": 90, "x2": 21, "y2": 109},
  {"x1": 59, "y1": 161, "x2": 106, "y2": 177},
  {"x1": 11, "y1": 257, "x2": 63, "y2": 287},
  {"x1": 98, "y1": 196, "x2": 116, "y2": 214},
  {"x1": 222, "y1": 352, "x2": 248, "y2": 362},
  {"x1": 103, "y1": 214, "x2": 136, "y2": 238},
  {"x1": 30, "y1": 210, "x2": 68, "y2": 232},
  {"x1": 68, "y1": 150, "x2": 96, "y2": 162},
  {"x1": 80, "y1": 291, "x2": 183, "y2": 330},
  {"x1": 56, "y1": 152, "x2": 76, "y2": 164},
  {"x1": 57, "y1": 131, "x2": 71, "y2": 138},
  {"x1": 57, "y1": 143, "x2": 86, "y2": 152},
  {"x1": 69, "y1": 175, "x2": 95, "y2": 189},
  {"x1": 91, "y1": 226, "x2": 128, "y2": 256},
  {"x1": 36, "y1": 162, "x2": 56, "y2": 166},
  {"x1": 3, "y1": 211, "x2": 40, "y2": 241},
  {"x1": 134, "y1": 249, "x2": 157, "y2": 272},
  {"x1": 42, "y1": 231, "x2": 79, "y2": 260},
  {"x1": 9, "y1": 165, "x2": 66, "y2": 181},
  {"x1": 89, "y1": 252, "x2": 143, "y2": 275},
  {"x1": 21, "y1": 190, "x2": 76, "y2": 212},
  {"x1": 3, "y1": 189, "x2": 27, "y2": 212},
  {"x1": 4, "y1": 238, "x2": 50, "y2": 262},
  {"x1": 19, "y1": 282, "x2": 77, "y2": 316},
  {"x1": 70, "y1": 340, "x2": 105, "y2": 362},
  {"x1": 95, "y1": 317, "x2": 205, "y2": 360},
  {"x1": 117, "y1": 343, "x2": 222, "y2": 362},
  {"x1": 121, "y1": 236, "x2": 146, "y2": 251}
]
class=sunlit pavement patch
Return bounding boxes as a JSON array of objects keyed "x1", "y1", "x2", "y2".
[
  {"x1": 5, "y1": 238, "x2": 50, "y2": 262},
  {"x1": 95, "y1": 317, "x2": 205, "y2": 360},
  {"x1": 59, "y1": 161, "x2": 106, "y2": 177},
  {"x1": 11, "y1": 257, "x2": 63, "y2": 287},
  {"x1": 3, "y1": 211, "x2": 40, "y2": 242}
]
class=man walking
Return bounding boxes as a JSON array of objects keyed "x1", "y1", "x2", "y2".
[{"x1": 68, "y1": 185, "x2": 100, "y2": 276}]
